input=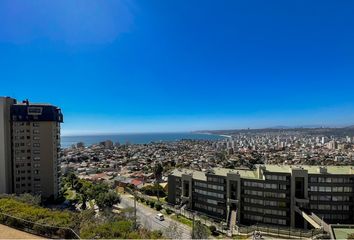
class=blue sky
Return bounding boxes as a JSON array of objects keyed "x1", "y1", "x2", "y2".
[{"x1": 1, "y1": 0, "x2": 354, "y2": 135}]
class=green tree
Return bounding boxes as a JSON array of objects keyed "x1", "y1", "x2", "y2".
[
  {"x1": 192, "y1": 220, "x2": 210, "y2": 239},
  {"x1": 153, "y1": 162, "x2": 164, "y2": 201},
  {"x1": 80, "y1": 220, "x2": 134, "y2": 239},
  {"x1": 96, "y1": 191, "x2": 121, "y2": 209},
  {"x1": 75, "y1": 180, "x2": 93, "y2": 210},
  {"x1": 140, "y1": 185, "x2": 166, "y2": 197},
  {"x1": 67, "y1": 172, "x2": 78, "y2": 189},
  {"x1": 89, "y1": 182, "x2": 110, "y2": 199},
  {"x1": 155, "y1": 203, "x2": 162, "y2": 211}
]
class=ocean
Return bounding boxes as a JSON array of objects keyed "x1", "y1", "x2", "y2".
[{"x1": 61, "y1": 132, "x2": 226, "y2": 148}]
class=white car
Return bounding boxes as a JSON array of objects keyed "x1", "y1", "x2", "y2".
[{"x1": 155, "y1": 213, "x2": 165, "y2": 221}]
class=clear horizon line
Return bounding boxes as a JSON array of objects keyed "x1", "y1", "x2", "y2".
[{"x1": 61, "y1": 124, "x2": 354, "y2": 137}]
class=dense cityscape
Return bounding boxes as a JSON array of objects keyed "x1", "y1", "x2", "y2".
[
  {"x1": 1, "y1": 1, "x2": 354, "y2": 239},
  {"x1": 61, "y1": 128, "x2": 354, "y2": 184}
]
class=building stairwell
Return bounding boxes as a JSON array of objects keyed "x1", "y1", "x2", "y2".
[{"x1": 229, "y1": 209, "x2": 237, "y2": 235}]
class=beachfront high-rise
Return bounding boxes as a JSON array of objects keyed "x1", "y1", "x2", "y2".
[{"x1": 0, "y1": 97, "x2": 63, "y2": 199}]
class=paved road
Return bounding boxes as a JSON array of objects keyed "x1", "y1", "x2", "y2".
[{"x1": 120, "y1": 194, "x2": 191, "y2": 239}]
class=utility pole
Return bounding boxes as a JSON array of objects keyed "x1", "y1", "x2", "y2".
[
  {"x1": 134, "y1": 192, "x2": 137, "y2": 229},
  {"x1": 125, "y1": 187, "x2": 137, "y2": 230},
  {"x1": 156, "y1": 178, "x2": 160, "y2": 203}
]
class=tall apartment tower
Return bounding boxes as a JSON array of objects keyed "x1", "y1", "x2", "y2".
[{"x1": 0, "y1": 97, "x2": 63, "y2": 199}]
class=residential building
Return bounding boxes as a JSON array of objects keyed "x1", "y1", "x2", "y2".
[
  {"x1": 0, "y1": 97, "x2": 63, "y2": 199},
  {"x1": 168, "y1": 165, "x2": 354, "y2": 230}
]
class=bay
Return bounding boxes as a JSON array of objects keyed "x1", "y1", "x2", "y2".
[{"x1": 61, "y1": 132, "x2": 225, "y2": 148}]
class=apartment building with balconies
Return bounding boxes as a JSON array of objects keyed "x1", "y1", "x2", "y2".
[{"x1": 168, "y1": 165, "x2": 354, "y2": 230}]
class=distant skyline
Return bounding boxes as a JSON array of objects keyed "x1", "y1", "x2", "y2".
[{"x1": 1, "y1": 0, "x2": 354, "y2": 135}]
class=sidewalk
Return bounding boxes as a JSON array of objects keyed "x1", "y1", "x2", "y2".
[{"x1": 0, "y1": 224, "x2": 43, "y2": 239}]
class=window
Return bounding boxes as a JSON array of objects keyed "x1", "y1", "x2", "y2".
[
  {"x1": 206, "y1": 199, "x2": 218, "y2": 205},
  {"x1": 244, "y1": 198, "x2": 263, "y2": 205},
  {"x1": 318, "y1": 205, "x2": 331, "y2": 210},
  {"x1": 265, "y1": 175, "x2": 287, "y2": 181},
  {"x1": 194, "y1": 203, "x2": 224, "y2": 215},
  {"x1": 318, "y1": 195, "x2": 331, "y2": 201},
  {"x1": 318, "y1": 177, "x2": 325, "y2": 183},
  {"x1": 264, "y1": 192, "x2": 286, "y2": 199},
  {"x1": 344, "y1": 187, "x2": 353, "y2": 192},
  {"x1": 194, "y1": 181, "x2": 224, "y2": 191},
  {"x1": 207, "y1": 176, "x2": 224, "y2": 184},
  {"x1": 28, "y1": 107, "x2": 42, "y2": 115},
  {"x1": 244, "y1": 181, "x2": 263, "y2": 188},
  {"x1": 332, "y1": 187, "x2": 343, "y2": 192},
  {"x1": 245, "y1": 190, "x2": 263, "y2": 197},
  {"x1": 310, "y1": 177, "x2": 318, "y2": 183},
  {"x1": 195, "y1": 189, "x2": 224, "y2": 199}
]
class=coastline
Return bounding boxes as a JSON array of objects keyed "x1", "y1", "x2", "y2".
[
  {"x1": 195, "y1": 132, "x2": 232, "y2": 139},
  {"x1": 218, "y1": 134, "x2": 232, "y2": 138},
  {"x1": 61, "y1": 132, "x2": 227, "y2": 148}
]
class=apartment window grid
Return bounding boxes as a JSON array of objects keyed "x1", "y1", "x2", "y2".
[
  {"x1": 194, "y1": 203, "x2": 224, "y2": 215},
  {"x1": 243, "y1": 214, "x2": 287, "y2": 226},
  {"x1": 195, "y1": 188, "x2": 224, "y2": 199},
  {"x1": 207, "y1": 176, "x2": 225, "y2": 184},
  {"x1": 243, "y1": 180, "x2": 287, "y2": 191},
  {"x1": 316, "y1": 213, "x2": 351, "y2": 221},
  {"x1": 243, "y1": 206, "x2": 287, "y2": 217},
  {"x1": 309, "y1": 176, "x2": 353, "y2": 183},
  {"x1": 244, "y1": 197, "x2": 287, "y2": 208},
  {"x1": 265, "y1": 174, "x2": 288, "y2": 182},
  {"x1": 310, "y1": 195, "x2": 351, "y2": 202},
  {"x1": 11, "y1": 122, "x2": 35, "y2": 194},
  {"x1": 194, "y1": 181, "x2": 225, "y2": 191},
  {"x1": 309, "y1": 185, "x2": 353, "y2": 193}
]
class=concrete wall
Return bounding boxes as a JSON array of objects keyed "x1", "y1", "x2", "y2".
[
  {"x1": 0, "y1": 97, "x2": 15, "y2": 194},
  {"x1": 38, "y1": 122, "x2": 58, "y2": 198}
]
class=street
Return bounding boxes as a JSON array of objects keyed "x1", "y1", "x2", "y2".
[{"x1": 119, "y1": 194, "x2": 191, "y2": 239}]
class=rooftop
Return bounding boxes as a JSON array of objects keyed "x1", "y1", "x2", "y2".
[{"x1": 171, "y1": 165, "x2": 354, "y2": 181}]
